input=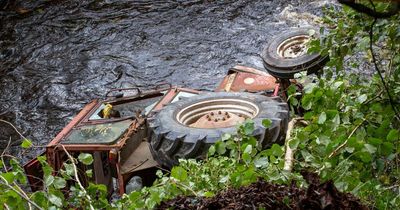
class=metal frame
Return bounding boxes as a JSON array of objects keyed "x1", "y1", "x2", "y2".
[{"x1": 25, "y1": 86, "x2": 202, "y2": 195}]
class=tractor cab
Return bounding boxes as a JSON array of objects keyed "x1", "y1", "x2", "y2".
[{"x1": 24, "y1": 85, "x2": 200, "y2": 195}]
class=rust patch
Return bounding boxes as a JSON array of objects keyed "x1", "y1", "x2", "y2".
[{"x1": 217, "y1": 65, "x2": 277, "y2": 93}]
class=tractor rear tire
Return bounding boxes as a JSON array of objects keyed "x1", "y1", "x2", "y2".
[{"x1": 147, "y1": 92, "x2": 289, "y2": 168}]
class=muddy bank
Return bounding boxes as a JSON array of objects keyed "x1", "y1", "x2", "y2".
[{"x1": 0, "y1": 0, "x2": 334, "y2": 160}]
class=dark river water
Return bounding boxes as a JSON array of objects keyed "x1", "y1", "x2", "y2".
[{"x1": 0, "y1": 0, "x2": 331, "y2": 160}]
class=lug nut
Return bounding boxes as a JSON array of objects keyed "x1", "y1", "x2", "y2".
[
  {"x1": 210, "y1": 112, "x2": 214, "y2": 116},
  {"x1": 208, "y1": 118, "x2": 212, "y2": 121},
  {"x1": 222, "y1": 117, "x2": 226, "y2": 121},
  {"x1": 227, "y1": 115, "x2": 230, "y2": 118},
  {"x1": 214, "y1": 119, "x2": 218, "y2": 122},
  {"x1": 218, "y1": 111, "x2": 222, "y2": 114}
]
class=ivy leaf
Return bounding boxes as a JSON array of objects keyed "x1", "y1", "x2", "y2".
[
  {"x1": 21, "y1": 139, "x2": 33, "y2": 149},
  {"x1": 244, "y1": 145, "x2": 252, "y2": 154},
  {"x1": 221, "y1": 133, "x2": 231, "y2": 141},
  {"x1": 243, "y1": 120, "x2": 254, "y2": 135},
  {"x1": 44, "y1": 175, "x2": 55, "y2": 187},
  {"x1": 242, "y1": 153, "x2": 251, "y2": 164},
  {"x1": 1, "y1": 172, "x2": 16, "y2": 183},
  {"x1": 364, "y1": 144, "x2": 377, "y2": 154},
  {"x1": 333, "y1": 81, "x2": 343, "y2": 90},
  {"x1": 203, "y1": 191, "x2": 215, "y2": 198},
  {"x1": 358, "y1": 152, "x2": 372, "y2": 163},
  {"x1": 270, "y1": 144, "x2": 284, "y2": 157},
  {"x1": 215, "y1": 142, "x2": 226, "y2": 155},
  {"x1": 318, "y1": 112, "x2": 327, "y2": 124},
  {"x1": 78, "y1": 153, "x2": 93, "y2": 165},
  {"x1": 381, "y1": 142, "x2": 394, "y2": 156},
  {"x1": 31, "y1": 192, "x2": 48, "y2": 208},
  {"x1": 171, "y1": 166, "x2": 187, "y2": 181},
  {"x1": 86, "y1": 169, "x2": 93, "y2": 178},
  {"x1": 262, "y1": 119, "x2": 272, "y2": 128},
  {"x1": 357, "y1": 94, "x2": 367, "y2": 103},
  {"x1": 254, "y1": 157, "x2": 269, "y2": 168},
  {"x1": 208, "y1": 145, "x2": 216, "y2": 156},
  {"x1": 63, "y1": 163, "x2": 74, "y2": 176},
  {"x1": 129, "y1": 191, "x2": 141, "y2": 201},
  {"x1": 332, "y1": 114, "x2": 340, "y2": 126},
  {"x1": 219, "y1": 175, "x2": 229, "y2": 183},
  {"x1": 53, "y1": 177, "x2": 66, "y2": 189},
  {"x1": 48, "y1": 194, "x2": 63, "y2": 207},
  {"x1": 386, "y1": 129, "x2": 399, "y2": 142}
]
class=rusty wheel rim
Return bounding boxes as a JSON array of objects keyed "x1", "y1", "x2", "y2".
[
  {"x1": 277, "y1": 35, "x2": 310, "y2": 59},
  {"x1": 176, "y1": 98, "x2": 259, "y2": 128}
]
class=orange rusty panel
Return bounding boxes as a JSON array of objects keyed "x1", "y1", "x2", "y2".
[
  {"x1": 217, "y1": 71, "x2": 277, "y2": 93},
  {"x1": 216, "y1": 73, "x2": 236, "y2": 92},
  {"x1": 216, "y1": 65, "x2": 277, "y2": 93},
  {"x1": 231, "y1": 72, "x2": 277, "y2": 92}
]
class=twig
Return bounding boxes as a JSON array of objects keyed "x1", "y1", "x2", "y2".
[
  {"x1": 1, "y1": 138, "x2": 12, "y2": 172},
  {"x1": 329, "y1": 119, "x2": 366, "y2": 158},
  {"x1": 368, "y1": 1, "x2": 400, "y2": 122},
  {"x1": 0, "y1": 119, "x2": 27, "y2": 140},
  {"x1": 0, "y1": 175, "x2": 42, "y2": 210},
  {"x1": 284, "y1": 117, "x2": 306, "y2": 171},
  {"x1": 61, "y1": 145, "x2": 95, "y2": 210},
  {"x1": 363, "y1": 89, "x2": 383, "y2": 105},
  {"x1": 175, "y1": 181, "x2": 199, "y2": 197}
]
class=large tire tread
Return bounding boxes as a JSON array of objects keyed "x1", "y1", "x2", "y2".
[{"x1": 147, "y1": 92, "x2": 289, "y2": 168}]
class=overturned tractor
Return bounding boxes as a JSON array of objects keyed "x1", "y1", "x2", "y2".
[{"x1": 24, "y1": 28, "x2": 327, "y2": 195}]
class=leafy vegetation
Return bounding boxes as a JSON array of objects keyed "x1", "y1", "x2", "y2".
[
  {"x1": 0, "y1": 2, "x2": 399, "y2": 209},
  {"x1": 114, "y1": 119, "x2": 299, "y2": 209}
]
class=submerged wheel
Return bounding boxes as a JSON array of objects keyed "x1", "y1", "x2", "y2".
[
  {"x1": 147, "y1": 92, "x2": 289, "y2": 168},
  {"x1": 261, "y1": 28, "x2": 329, "y2": 79}
]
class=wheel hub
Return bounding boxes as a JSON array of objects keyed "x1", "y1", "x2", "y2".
[
  {"x1": 175, "y1": 98, "x2": 259, "y2": 129},
  {"x1": 277, "y1": 35, "x2": 310, "y2": 59},
  {"x1": 189, "y1": 110, "x2": 245, "y2": 128}
]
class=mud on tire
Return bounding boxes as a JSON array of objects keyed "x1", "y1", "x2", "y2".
[{"x1": 147, "y1": 92, "x2": 289, "y2": 168}]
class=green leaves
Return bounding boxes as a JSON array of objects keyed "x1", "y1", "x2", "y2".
[
  {"x1": 78, "y1": 153, "x2": 93, "y2": 165},
  {"x1": 242, "y1": 119, "x2": 254, "y2": 136},
  {"x1": 318, "y1": 112, "x2": 327, "y2": 124},
  {"x1": 357, "y1": 94, "x2": 367, "y2": 104},
  {"x1": 48, "y1": 194, "x2": 63, "y2": 207},
  {"x1": 53, "y1": 177, "x2": 66, "y2": 189},
  {"x1": 21, "y1": 138, "x2": 32, "y2": 149},
  {"x1": 262, "y1": 119, "x2": 272, "y2": 128},
  {"x1": 44, "y1": 175, "x2": 55, "y2": 187},
  {"x1": 386, "y1": 129, "x2": 399, "y2": 141},
  {"x1": 171, "y1": 166, "x2": 187, "y2": 181},
  {"x1": 254, "y1": 157, "x2": 269, "y2": 168},
  {"x1": 364, "y1": 144, "x2": 377, "y2": 154}
]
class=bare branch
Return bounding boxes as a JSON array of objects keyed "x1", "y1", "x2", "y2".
[
  {"x1": 284, "y1": 117, "x2": 308, "y2": 171},
  {"x1": 329, "y1": 119, "x2": 366, "y2": 158},
  {"x1": 0, "y1": 119, "x2": 27, "y2": 140}
]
